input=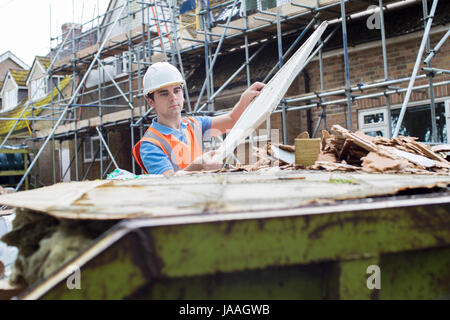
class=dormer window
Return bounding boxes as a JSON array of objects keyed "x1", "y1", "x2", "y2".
[{"x1": 30, "y1": 77, "x2": 47, "y2": 101}]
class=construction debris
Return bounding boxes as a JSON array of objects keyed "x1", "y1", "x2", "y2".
[
  {"x1": 310, "y1": 125, "x2": 450, "y2": 175},
  {"x1": 295, "y1": 138, "x2": 321, "y2": 167},
  {"x1": 1, "y1": 208, "x2": 115, "y2": 287},
  {"x1": 1, "y1": 170, "x2": 450, "y2": 288},
  {"x1": 431, "y1": 144, "x2": 450, "y2": 161}
]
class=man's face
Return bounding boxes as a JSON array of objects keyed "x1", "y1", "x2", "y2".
[{"x1": 146, "y1": 84, "x2": 184, "y2": 118}]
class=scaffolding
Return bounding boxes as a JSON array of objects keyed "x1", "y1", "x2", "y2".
[{"x1": 0, "y1": 0, "x2": 449, "y2": 191}]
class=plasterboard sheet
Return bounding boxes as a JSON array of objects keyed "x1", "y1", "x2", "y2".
[{"x1": 0, "y1": 171, "x2": 449, "y2": 220}]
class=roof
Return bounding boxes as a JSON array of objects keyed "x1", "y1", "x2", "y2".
[
  {"x1": 36, "y1": 56, "x2": 51, "y2": 70},
  {"x1": 0, "y1": 51, "x2": 29, "y2": 69},
  {"x1": 9, "y1": 69, "x2": 30, "y2": 87}
]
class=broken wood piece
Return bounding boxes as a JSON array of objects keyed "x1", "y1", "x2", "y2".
[
  {"x1": 391, "y1": 148, "x2": 435, "y2": 168},
  {"x1": 277, "y1": 144, "x2": 295, "y2": 153},
  {"x1": 317, "y1": 151, "x2": 338, "y2": 163},
  {"x1": 410, "y1": 140, "x2": 450, "y2": 164},
  {"x1": 331, "y1": 125, "x2": 379, "y2": 153},
  {"x1": 361, "y1": 152, "x2": 412, "y2": 173},
  {"x1": 431, "y1": 144, "x2": 450, "y2": 153},
  {"x1": 338, "y1": 139, "x2": 354, "y2": 161},
  {"x1": 270, "y1": 144, "x2": 295, "y2": 164},
  {"x1": 296, "y1": 131, "x2": 310, "y2": 139},
  {"x1": 311, "y1": 161, "x2": 361, "y2": 172}
]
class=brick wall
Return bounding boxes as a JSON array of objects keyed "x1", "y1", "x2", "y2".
[{"x1": 284, "y1": 27, "x2": 450, "y2": 138}]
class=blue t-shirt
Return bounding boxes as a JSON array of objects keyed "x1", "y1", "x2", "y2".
[{"x1": 140, "y1": 116, "x2": 212, "y2": 174}]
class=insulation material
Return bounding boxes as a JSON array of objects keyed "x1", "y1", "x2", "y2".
[
  {"x1": 1, "y1": 208, "x2": 115, "y2": 287},
  {"x1": 295, "y1": 138, "x2": 321, "y2": 166}
]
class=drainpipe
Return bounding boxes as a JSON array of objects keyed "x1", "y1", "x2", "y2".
[{"x1": 303, "y1": 70, "x2": 312, "y2": 136}]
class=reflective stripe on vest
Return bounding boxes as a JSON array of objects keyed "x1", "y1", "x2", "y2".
[{"x1": 132, "y1": 117, "x2": 204, "y2": 173}]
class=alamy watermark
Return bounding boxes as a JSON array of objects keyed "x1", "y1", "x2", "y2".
[
  {"x1": 366, "y1": 5, "x2": 381, "y2": 30},
  {"x1": 66, "y1": 264, "x2": 81, "y2": 290},
  {"x1": 366, "y1": 265, "x2": 381, "y2": 290}
]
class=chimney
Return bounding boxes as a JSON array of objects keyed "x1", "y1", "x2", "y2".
[{"x1": 61, "y1": 22, "x2": 82, "y2": 40}]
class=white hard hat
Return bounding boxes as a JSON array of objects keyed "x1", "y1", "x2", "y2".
[{"x1": 143, "y1": 62, "x2": 185, "y2": 95}]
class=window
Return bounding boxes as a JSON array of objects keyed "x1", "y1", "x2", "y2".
[
  {"x1": 358, "y1": 101, "x2": 449, "y2": 143},
  {"x1": 3, "y1": 89, "x2": 17, "y2": 111},
  {"x1": 83, "y1": 136, "x2": 108, "y2": 163},
  {"x1": 116, "y1": 52, "x2": 136, "y2": 75},
  {"x1": 358, "y1": 107, "x2": 388, "y2": 137},
  {"x1": 30, "y1": 77, "x2": 47, "y2": 101},
  {"x1": 391, "y1": 102, "x2": 447, "y2": 143}
]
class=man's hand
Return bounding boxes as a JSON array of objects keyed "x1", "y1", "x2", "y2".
[
  {"x1": 184, "y1": 150, "x2": 223, "y2": 172},
  {"x1": 238, "y1": 82, "x2": 265, "y2": 108}
]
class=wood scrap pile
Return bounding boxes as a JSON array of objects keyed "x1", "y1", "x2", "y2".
[
  {"x1": 311, "y1": 125, "x2": 450, "y2": 174},
  {"x1": 231, "y1": 143, "x2": 296, "y2": 172}
]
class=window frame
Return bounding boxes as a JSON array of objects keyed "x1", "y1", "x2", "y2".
[
  {"x1": 358, "y1": 97, "x2": 450, "y2": 142},
  {"x1": 3, "y1": 88, "x2": 18, "y2": 111},
  {"x1": 83, "y1": 136, "x2": 109, "y2": 163},
  {"x1": 30, "y1": 77, "x2": 47, "y2": 102},
  {"x1": 358, "y1": 107, "x2": 389, "y2": 137}
]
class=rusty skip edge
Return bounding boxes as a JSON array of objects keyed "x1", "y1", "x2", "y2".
[{"x1": 16, "y1": 191, "x2": 450, "y2": 300}]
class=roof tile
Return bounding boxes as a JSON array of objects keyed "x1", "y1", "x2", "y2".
[
  {"x1": 36, "y1": 56, "x2": 51, "y2": 70},
  {"x1": 10, "y1": 69, "x2": 30, "y2": 87}
]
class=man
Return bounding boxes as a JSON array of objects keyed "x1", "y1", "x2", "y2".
[{"x1": 133, "y1": 62, "x2": 264, "y2": 176}]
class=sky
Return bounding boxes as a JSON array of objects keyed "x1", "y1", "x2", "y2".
[{"x1": 0, "y1": 0, "x2": 110, "y2": 67}]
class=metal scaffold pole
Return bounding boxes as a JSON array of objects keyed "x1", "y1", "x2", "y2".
[
  {"x1": 422, "y1": 0, "x2": 438, "y2": 143},
  {"x1": 168, "y1": 0, "x2": 192, "y2": 113},
  {"x1": 393, "y1": 0, "x2": 439, "y2": 138},
  {"x1": 340, "y1": 0, "x2": 353, "y2": 131},
  {"x1": 378, "y1": 0, "x2": 392, "y2": 138},
  {"x1": 14, "y1": 4, "x2": 128, "y2": 191},
  {"x1": 194, "y1": 0, "x2": 239, "y2": 112},
  {"x1": 127, "y1": 0, "x2": 136, "y2": 175},
  {"x1": 242, "y1": 0, "x2": 251, "y2": 87}
]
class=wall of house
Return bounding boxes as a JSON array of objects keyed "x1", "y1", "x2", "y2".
[
  {"x1": 75, "y1": 126, "x2": 134, "y2": 180},
  {"x1": 189, "y1": 25, "x2": 450, "y2": 146},
  {"x1": 28, "y1": 63, "x2": 45, "y2": 82},
  {"x1": 287, "y1": 26, "x2": 450, "y2": 138},
  {"x1": 2, "y1": 75, "x2": 16, "y2": 92},
  {"x1": 1, "y1": 76, "x2": 17, "y2": 110},
  {"x1": 0, "y1": 59, "x2": 22, "y2": 82},
  {"x1": 36, "y1": 139, "x2": 61, "y2": 186}
]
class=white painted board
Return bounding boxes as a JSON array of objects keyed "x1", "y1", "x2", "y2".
[{"x1": 216, "y1": 21, "x2": 328, "y2": 160}]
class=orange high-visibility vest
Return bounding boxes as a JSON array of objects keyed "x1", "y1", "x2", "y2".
[{"x1": 132, "y1": 117, "x2": 203, "y2": 173}]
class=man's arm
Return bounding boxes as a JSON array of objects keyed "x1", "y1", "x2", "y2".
[
  {"x1": 211, "y1": 82, "x2": 265, "y2": 136},
  {"x1": 140, "y1": 142, "x2": 175, "y2": 175}
]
